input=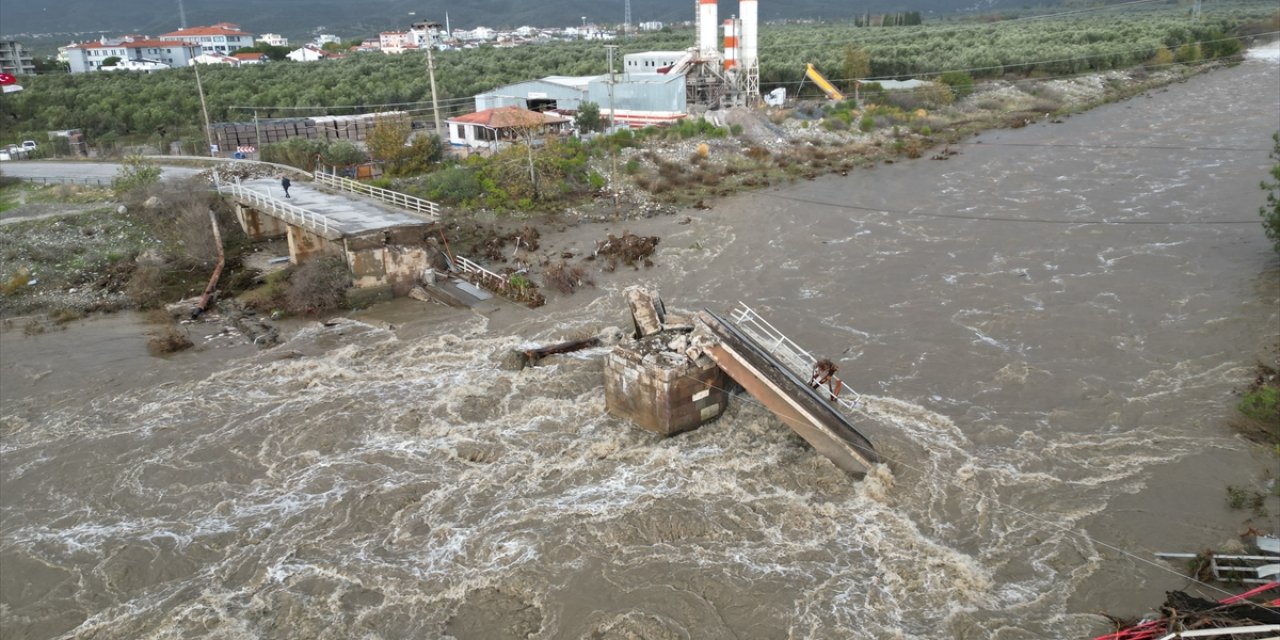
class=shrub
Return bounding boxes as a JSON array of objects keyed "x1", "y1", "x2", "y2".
[
  {"x1": 729, "y1": 123, "x2": 744, "y2": 136},
  {"x1": 320, "y1": 140, "x2": 368, "y2": 170},
  {"x1": 419, "y1": 165, "x2": 481, "y2": 205},
  {"x1": 623, "y1": 158, "x2": 640, "y2": 175},
  {"x1": 1, "y1": 267, "x2": 30, "y2": 295},
  {"x1": 147, "y1": 322, "x2": 193, "y2": 355},
  {"x1": 113, "y1": 155, "x2": 161, "y2": 196},
  {"x1": 127, "y1": 263, "x2": 165, "y2": 309},
  {"x1": 937, "y1": 71, "x2": 975, "y2": 99},
  {"x1": 1238, "y1": 386, "x2": 1279, "y2": 422},
  {"x1": 262, "y1": 138, "x2": 327, "y2": 171},
  {"x1": 575, "y1": 101, "x2": 603, "y2": 133},
  {"x1": 822, "y1": 118, "x2": 849, "y2": 132},
  {"x1": 859, "y1": 116, "x2": 874, "y2": 132},
  {"x1": 284, "y1": 255, "x2": 349, "y2": 315},
  {"x1": 1147, "y1": 47, "x2": 1175, "y2": 68},
  {"x1": 1262, "y1": 132, "x2": 1280, "y2": 254}
]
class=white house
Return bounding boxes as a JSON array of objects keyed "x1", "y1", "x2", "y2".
[
  {"x1": 102, "y1": 59, "x2": 170, "y2": 72},
  {"x1": 286, "y1": 45, "x2": 335, "y2": 62},
  {"x1": 446, "y1": 106, "x2": 571, "y2": 150},
  {"x1": 232, "y1": 52, "x2": 268, "y2": 65},
  {"x1": 314, "y1": 34, "x2": 341, "y2": 46},
  {"x1": 160, "y1": 23, "x2": 255, "y2": 55},
  {"x1": 258, "y1": 33, "x2": 288, "y2": 47},
  {"x1": 64, "y1": 37, "x2": 201, "y2": 73},
  {"x1": 191, "y1": 52, "x2": 240, "y2": 66}
]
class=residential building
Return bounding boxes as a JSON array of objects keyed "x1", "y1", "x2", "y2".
[
  {"x1": 64, "y1": 37, "x2": 201, "y2": 73},
  {"x1": 379, "y1": 31, "x2": 409, "y2": 54},
  {"x1": 446, "y1": 106, "x2": 571, "y2": 150},
  {"x1": 160, "y1": 23, "x2": 255, "y2": 55},
  {"x1": 286, "y1": 45, "x2": 338, "y2": 62},
  {"x1": 232, "y1": 52, "x2": 268, "y2": 65},
  {"x1": 191, "y1": 52, "x2": 241, "y2": 66},
  {"x1": 103, "y1": 59, "x2": 170, "y2": 72},
  {"x1": 314, "y1": 34, "x2": 341, "y2": 46},
  {"x1": 0, "y1": 41, "x2": 36, "y2": 76},
  {"x1": 258, "y1": 33, "x2": 288, "y2": 47}
]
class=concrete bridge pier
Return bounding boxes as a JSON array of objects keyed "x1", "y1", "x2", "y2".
[{"x1": 234, "y1": 203, "x2": 289, "y2": 241}]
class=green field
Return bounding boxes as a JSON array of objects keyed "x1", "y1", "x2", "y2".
[{"x1": 0, "y1": 1, "x2": 1274, "y2": 147}]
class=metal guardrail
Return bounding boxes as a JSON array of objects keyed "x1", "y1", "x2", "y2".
[
  {"x1": 9, "y1": 175, "x2": 116, "y2": 188},
  {"x1": 729, "y1": 302, "x2": 863, "y2": 410},
  {"x1": 454, "y1": 256, "x2": 508, "y2": 291},
  {"x1": 312, "y1": 170, "x2": 440, "y2": 219},
  {"x1": 218, "y1": 181, "x2": 338, "y2": 237}
]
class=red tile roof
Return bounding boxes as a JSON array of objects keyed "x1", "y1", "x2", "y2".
[
  {"x1": 448, "y1": 106, "x2": 570, "y2": 128},
  {"x1": 161, "y1": 24, "x2": 252, "y2": 38},
  {"x1": 232, "y1": 52, "x2": 265, "y2": 60},
  {"x1": 68, "y1": 39, "x2": 194, "y2": 50}
]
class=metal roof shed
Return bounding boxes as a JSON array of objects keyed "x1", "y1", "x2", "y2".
[
  {"x1": 586, "y1": 72, "x2": 687, "y2": 124},
  {"x1": 474, "y1": 77, "x2": 593, "y2": 113}
]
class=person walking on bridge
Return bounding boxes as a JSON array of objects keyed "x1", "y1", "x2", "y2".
[{"x1": 280, "y1": 175, "x2": 292, "y2": 198}]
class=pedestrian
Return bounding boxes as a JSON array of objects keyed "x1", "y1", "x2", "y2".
[{"x1": 280, "y1": 175, "x2": 291, "y2": 198}]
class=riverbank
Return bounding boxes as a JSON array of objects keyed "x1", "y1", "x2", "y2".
[{"x1": 2, "y1": 46, "x2": 1278, "y2": 639}]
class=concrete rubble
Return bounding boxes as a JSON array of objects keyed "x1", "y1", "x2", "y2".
[{"x1": 604, "y1": 286, "x2": 729, "y2": 436}]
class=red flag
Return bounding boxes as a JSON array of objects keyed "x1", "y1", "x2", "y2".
[{"x1": 0, "y1": 73, "x2": 16, "y2": 86}]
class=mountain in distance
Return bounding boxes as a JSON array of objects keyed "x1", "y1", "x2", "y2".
[{"x1": 0, "y1": 0, "x2": 1076, "y2": 38}]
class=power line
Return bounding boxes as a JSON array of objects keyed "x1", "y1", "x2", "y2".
[
  {"x1": 762, "y1": 192, "x2": 1262, "y2": 226},
  {"x1": 953, "y1": 140, "x2": 1269, "y2": 153},
  {"x1": 664, "y1": 359, "x2": 1271, "y2": 609},
  {"x1": 760, "y1": 34, "x2": 1272, "y2": 88},
  {"x1": 753, "y1": 0, "x2": 1177, "y2": 53}
]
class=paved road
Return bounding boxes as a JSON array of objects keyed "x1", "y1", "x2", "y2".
[{"x1": 1, "y1": 160, "x2": 203, "y2": 181}]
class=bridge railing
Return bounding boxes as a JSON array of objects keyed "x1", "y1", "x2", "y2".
[
  {"x1": 454, "y1": 255, "x2": 508, "y2": 291},
  {"x1": 312, "y1": 170, "x2": 440, "y2": 219},
  {"x1": 219, "y1": 181, "x2": 338, "y2": 237},
  {"x1": 9, "y1": 175, "x2": 116, "y2": 188},
  {"x1": 729, "y1": 302, "x2": 863, "y2": 410}
]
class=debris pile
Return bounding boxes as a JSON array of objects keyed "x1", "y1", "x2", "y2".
[
  {"x1": 1097, "y1": 583, "x2": 1280, "y2": 640},
  {"x1": 592, "y1": 232, "x2": 660, "y2": 271}
]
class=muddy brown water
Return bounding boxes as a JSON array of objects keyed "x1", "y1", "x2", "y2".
[{"x1": 3, "y1": 52, "x2": 1279, "y2": 639}]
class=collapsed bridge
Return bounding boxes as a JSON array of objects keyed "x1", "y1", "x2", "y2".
[{"x1": 604, "y1": 289, "x2": 881, "y2": 477}]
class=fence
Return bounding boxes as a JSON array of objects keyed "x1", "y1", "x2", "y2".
[
  {"x1": 312, "y1": 170, "x2": 440, "y2": 219},
  {"x1": 218, "y1": 181, "x2": 338, "y2": 237},
  {"x1": 454, "y1": 255, "x2": 512, "y2": 291},
  {"x1": 9, "y1": 175, "x2": 116, "y2": 188},
  {"x1": 729, "y1": 302, "x2": 864, "y2": 410}
]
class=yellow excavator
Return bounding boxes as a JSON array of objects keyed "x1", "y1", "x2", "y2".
[{"x1": 804, "y1": 63, "x2": 845, "y2": 101}]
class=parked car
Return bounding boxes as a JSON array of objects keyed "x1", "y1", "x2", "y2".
[{"x1": 21, "y1": 140, "x2": 37, "y2": 151}]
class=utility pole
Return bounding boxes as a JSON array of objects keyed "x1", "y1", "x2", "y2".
[
  {"x1": 605, "y1": 44, "x2": 619, "y2": 211},
  {"x1": 253, "y1": 109, "x2": 262, "y2": 158},
  {"x1": 426, "y1": 43, "x2": 442, "y2": 137},
  {"x1": 193, "y1": 61, "x2": 215, "y2": 157},
  {"x1": 624, "y1": 0, "x2": 632, "y2": 37}
]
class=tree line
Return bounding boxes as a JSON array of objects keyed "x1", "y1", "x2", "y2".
[{"x1": 0, "y1": 2, "x2": 1272, "y2": 146}]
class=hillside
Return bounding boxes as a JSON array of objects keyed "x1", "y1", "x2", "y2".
[{"x1": 2, "y1": 0, "x2": 1070, "y2": 39}]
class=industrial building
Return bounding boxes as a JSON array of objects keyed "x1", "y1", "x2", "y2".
[{"x1": 469, "y1": 0, "x2": 760, "y2": 129}]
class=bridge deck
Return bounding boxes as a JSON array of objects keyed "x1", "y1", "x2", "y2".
[
  {"x1": 697, "y1": 309, "x2": 881, "y2": 477},
  {"x1": 227, "y1": 177, "x2": 433, "y2": 239}
]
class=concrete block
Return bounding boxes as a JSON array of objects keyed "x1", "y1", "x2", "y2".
[{"x1": 604, "y1": 337, "x2": 728, "y2": 437}]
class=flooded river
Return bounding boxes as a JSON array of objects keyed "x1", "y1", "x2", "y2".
[{"x1": 3, "y1": 51, "x2": 1278, "y2": 639}]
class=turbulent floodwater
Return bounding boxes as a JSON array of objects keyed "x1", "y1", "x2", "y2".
[{"x1": 3, "y1": 51, "x2": 1279, "y2": 639}]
